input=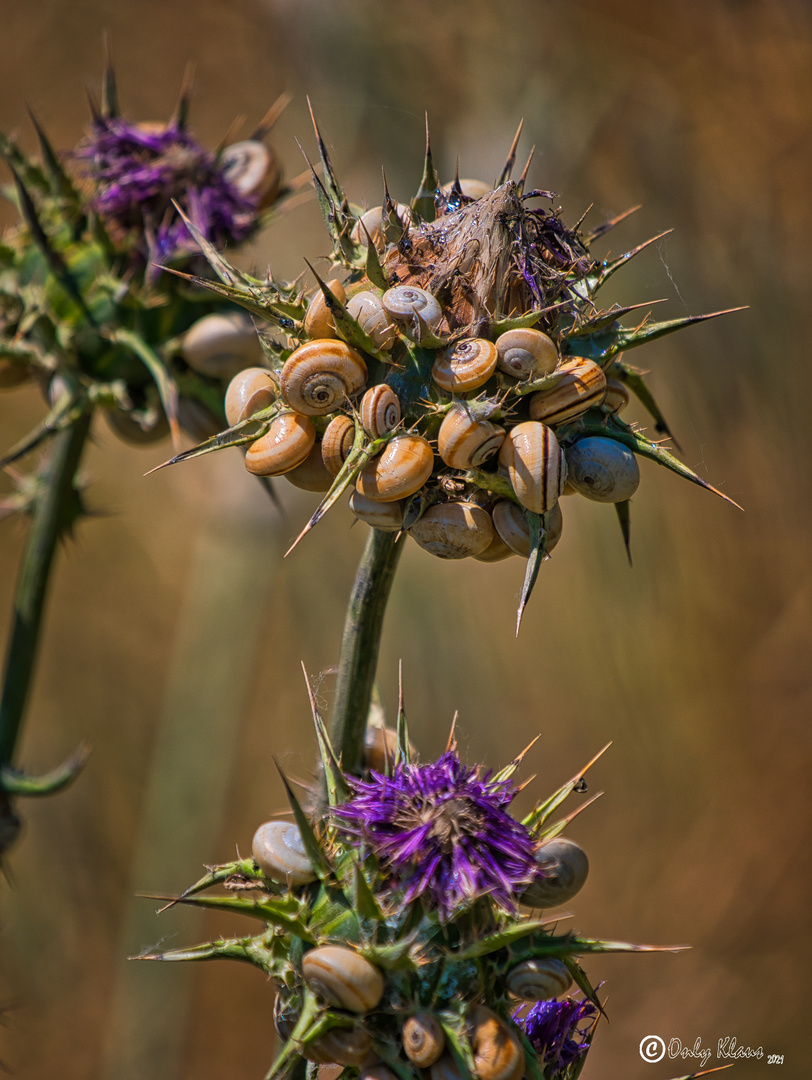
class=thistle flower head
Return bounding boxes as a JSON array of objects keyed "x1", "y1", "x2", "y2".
[{"x1": 517, "y1": 997, "x2": 598, "y2": 1076}]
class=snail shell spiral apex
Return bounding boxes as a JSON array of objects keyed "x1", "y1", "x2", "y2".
[
  {"x1": 360, "y1": 384, "x2": 401, "y2": 438},
  {"x1": 565, "y1": 436, "x2": 640, "y2": 502},
  {"x1": 432, "y1": 338, "x2": 498, "y2": 393},
  {"x1": 506, "y1": 957, "x2": 573, "y2": 1001},
  {"x1": 495, "y1": 328, "x2": 558, "y2": 379},
  {"x1": 280, "y1": 340, "x2": 367, "y2": 416},
  {"x1": 402, "y1": 1012, "x2": 445, "y2": 1067},
  {"x1": 382, "y1": 286, "x2": 443, "y2": 341},
  {"x1": 302, "y1": 945, "x2": 385, "y2": 1013},
  {"x1": 251, "y1": 820, "x2": 316, "y2": 885},
  {"x1": 438, "y1": 404, "x2": 505, "y2": 469},
  {"x1": 520, "y1": 837, "x2": 590, "y2": 907},
  {"x1": 221, "y1": 139, "x2": 281, "y2": 206}
]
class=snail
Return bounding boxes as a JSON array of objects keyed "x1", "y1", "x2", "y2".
[
  {"x1": 251, "y1": 820, "x2": 316, "y2": 885},
  {"x1": 303, "y1": 279, "x2": 347, "y2": 340},
  {"x1": 105, "y1": 407, "x2": 169, "y2": 445},
  {"x1": 360, "y1": 1067, "x2": 400, "y2": 1080},
  {"x1": 472, "y1": 531, "x2": 516, "y2": 563},
  {"x1": 382, "y1": 286, "x2": 443, "y2": 342},
  {"x1": 220, "y1": 139, "x2": 281, "y2": 206},
  {"x1": 224, "y1": 366, "x2": 276, "y2": 426},
  {"x1": 302, "y1": 945, "x2": 385, "y2": 1013},
  {"x1": 321, "y1": 414, "x2": 356, "y2": 476},
  {"x1": 602, "y1": 377, "x2": 630, "y2": 414},
  {"x1": 437, "y1": 404, "x2": 505, "y2": 469},
  {"x1": 402, "y1": 1012, "x2": 445, "y2": 1068},
  {"x1": 505, "y1": 957, "x2": 573, "y2": 1002},
  {"x1": 565, "y1": 436, "x2": 640, "y2": 502},
  {"x1": 304, "y1": 1027, "x2": 375, "y2": 1067},
  {"x1": 409, "y1": 502, "x2": 494, "y2": 560},
  {"x1": 491, "y1": 499, "x2": 563, "y2": 558},
  {"x1": 360, "y1": 384, "x2": 401, "y2": 439},
  {"x1": 495, "y1": 328, "x2": 559, "y2": 380},
  {"x1": 364, "y1": 723, "x2": 416, "y2": 773},
  {"x1": 528, "y1": 358, "x2": 607, "y2": 426},
  {"x1": 469, "y1": 1006, "x2": 525, "y2": 1080},
  {"x1": 429, "y1": 1057, "x2": 465, "y2": 1080},
  {"x1": 356, "y1": 434, "x2": 434, "y2": 502},
  {"x1": 432, "y1": 338, "x2": 498, "y2": 394},
  {"x1": 349, "y1": 491, "x2": 405, "y2": 532},
  {"x1": 346, "y1": 291, "x2": 398, "y2": 351},
  {"x1": 182, "y1": 311, "x2": 264, "y2": 379},
  {"x1": 280, "y1": 340, "x2": 367, "y2": 416},
  {"x1": 498, "y1": 421, "x2": 567, "y2": 515},
  {"x1": 351, "y1": 203, "x2": 411, "y2": 250},
  {"x1": 285, "y1": 442, "x2": 333, "y2": 492},
  {"x1": 441, "y1": 178, "x2": 493, "y2": 200},
  {"x1": 520, "y1": 837, "x2": 590, "y2": 908},
  {"x1": 244, "y1": 411, "x2": 315, "y2": 476}
]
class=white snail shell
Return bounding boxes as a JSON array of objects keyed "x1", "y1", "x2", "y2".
[
  {"x1": 225, "y1": 367, "x2": 276, "y2": 426},
  {"x1": 302, "y1": 946, "x2": 385, "y2": 1013},
  {"x1": 495, "y1": 328, "x2": 559, "y2": 379},
  {"x1": 356, "y1": 434, "x2": 434, "y2": 502},
  {"x1": 565, "y1": 436, "x2": 640, "y2": 502},
  {"x1": 280, "y1": 340, "x2": 367, "y2": 416},
  {"x1": 251, "y1": 820, "x2": 316, "y2": 885},
  {"x1": 409, "y1": 502, "x2": 494, "y2": 560},
  {"x1": 498, "y1": 422, "x2": 568, "y2": 514},
  {"x1": 305, "y1": 1027, "x2": 375, "y2": 1067},
  {"x1": 402, "y1": 1012, "x2": 445, "y2": 1068},
  {"x1": 221, "y1": 139, "x2": 281, "y2": 206},
  {"x1": 349, "y1": 491, "x2": 405, "y2": 532},
  {"x1": 437, "y1": 404, "x2": 505, "y2": 469},
  {"x1": 304, "y1": 279, "x2": 347, "y2": 340},
  {"x1": 505, "y1": 958, "x2": 573, "y2": 1002},
  {"x1": 284, "y1": 442, "x2": 333, "y2": 492},
  {"x1": 382, "y1": 286, "x2": 442, "y2": 342},
  {"x1": 602, "y1": 378, "x2": 630, "y2": 414},
  {"x1": 432, "y1": 338, "x2": 498, "y2": 394},
  {"x1": 491, "y1": 499, "x2": 563, "y2": 558},
  {"x1": 346, "y1": 291, "x2": 397, "y2": 351},
  {"x1": 528, "y1": 358, "x2": 607, "y2": 425},
  {"x1": 520, "y1": 837, "x2": 590, "y2": 908},
  {"x1": 360, "y1": 384, "x2": 401, "y2": 438},
  {"x1": 351, "y1": 203, "x2": 411, "y2": 250},
  {"x1": 182, "y1": 312, "x2": 264, "y2": 379},
  {"x1": 469, "y1": 1006, "x2": 525, "y2": 1080},
  {"x1": 321, "y1": 414, "x2": 356, "y2": 477},
  {"x1": 244, "y1": 411, "x2": 316, "y2": 475}
]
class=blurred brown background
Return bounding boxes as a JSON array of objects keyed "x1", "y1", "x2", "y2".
[{"x1": 0, "y1": 0, "x2": 810, "y2": 1077}]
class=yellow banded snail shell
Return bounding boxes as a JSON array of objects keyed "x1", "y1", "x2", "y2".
[
  {"x1": 565, "y1": 436, "x2": 640, "y2": 502},
  {"x1": 305, "y1": 1027, "x2": 375, "y2": 1067},
  {"x1": 280, "y1": 340, "x2": 367, "y2": 416},
  {"x1": 528, "y1": 358, "x2": 607, "y2": 425},
  {"x1": 182, "y1": 312, "x2": 264, "y2": 379},
  {"x1": 356, "y1": 434, "x2": 434, "y2": 502},
  {"x1": 221, "y1": 139, "x2": 281, "y2": 206},
  {"x1": 491, "y1": 499, "x2": 563, "y2": 558},
  {"x1": 302, "y1": 945, "x2": 385, "y2": 1013},
  {"x1": 497, "y1": 421, "x2": 568, "y2": 515},
  {"x1": 409, "y1": 502, "x2": 494, "y2": 560},
  {"x1": 244, "y1": 411, "x2": 316, "y2": 476},
  {"x1": 495, "y1": 328, "x2": 558, "y2": 379},
  {"x1": 432, "y1": 338, "x2": 498, "y2": 393},
  {"x1": 346, "y1": 291, "x2": 397, "y2": 351},
  {"x1": 382, "y1": 286, "x2": 443, "y2": 342},
  {"x1": 252, "y1": 820, "x2": 316, "y2": 885},
  {"x1": 505, "y1": 958, "x2": 573, "y2": 1002},
  {"x1": 360, "y1": 384, "x2": 401, "y2": 438},
  {"x1": 602, "y1": 377, "x2": 630, "y2": 414},
  {"x1": 349, "y1": 491, "x2": 405, "y2": 532},
  {"x1": 520, "y1": 837, "x2": 590, "y2": 907},
  {"x1": 321, "y1": 414, "x2": 356, "y2": 477},
  {"x1": 225, "y1": 366, "x2": 276, "y2": 426},
  {"x1": 437, "y1": 404, "x2": 505, "y2": 469},
  {"x1": 402, "y1": 1012, "x2": 445, "y2": 1068},
  {"x1": 304, "y1": 279, "x2": 347, "y2": 340},
  {"x1": 285, "y1": 442, "x2": 333, "y2": 492},
  {"x1": 469, "y1": 1006, "x2": 525, "y2": 1080}
]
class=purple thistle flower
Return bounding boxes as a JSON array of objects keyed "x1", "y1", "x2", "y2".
[
  {"x1": 516, "y1": 998, "x2": 598, "y2": 1077},
  {"x1": 333, "y1": 751, "x2": 541, "y2": 919}
]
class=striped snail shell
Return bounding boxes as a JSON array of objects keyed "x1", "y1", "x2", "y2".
[
  {"x1": 402, "y1": 1012, "x2": 445, "y2": 1068},
  {"x1": 221, "y1": 139, "x2": 281, "y2": 206},
  {"x1": 491, "y1": 499, "x2": 563, "y2": 558},
  {"x1": 528, "y1": 358, "x2": 607, "y2": 425},
  {"x1": 505, "y1": 958, "x2": 573, "y2": 1002},
  {"x1": 346, "y1": 291, "x2": 397, "y2": 351},
  {"x1": 285, "y1": 442, "x2": 333, "y2": 492},
  {"x1": 304, "y1": 1027, "x2": 375, "y2": 1067},
  {"x1": 280, "y1": 340, "x2": 367, "y2": 416},
  {"x1": 409, "y1": 502, "x2": 494, "y2": 560},
  {"x1": 498, "y1": 422, "x2": 568, "y2": 514},
  {"x1": 302, "y1": 946, "x2": 385, "y2": 1013},
  {"x1": 360, "y1": 384, "x2": 401, "y2": 438},
  {"x1": 437, "y1": 404, "x2": 505, "y2": 468},
  {"x1": 321, "y1": 414, "x2": 356, "y2": 477},
  {"x1": 432, "y1": 338, "x2": 498, "y2": 393},
  {"x1": 565, "y1": 436, "x2": 640, "y2": 502},
  {"x1": 252, "y1": 820, "x2": 316, "y2": 885},
  {"x1": 356, "y1": 434, "x2": 434, "y2": 502},
  {"x1": 244, "y1": 412, "x2": 316, "y2": 476},
  {"x1": 225, "y1": 367, "x2": 276, "y2": 426},
  {"x1": 602, "y1": 377, "x2": 630, "y2": 414},
  {"x1": 304, "y1": 279, "x2": 347, "y2": 340},
  {"x1": 520, "y1": 837, "x2": 590, "y2": 908},
  {"x1": 349, "y1": 491, "x2": 405, "y2": 532},
  {"x1": 382, "y1": 286, "x2": 442, "y2": 342},
  {"x1": 182, "y1": 312, "x2": 263, "y2": 379},
  {"x1": 495, "y1": 328, "x2": 559, "y2": 379},
  {"x1": 469, "y1": 1006, "x2": 525, "y2": 1080},
  {"x1": 351, "y1": 203, "x2": 411, "y2": 250}
]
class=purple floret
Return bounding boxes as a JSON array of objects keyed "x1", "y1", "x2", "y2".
[{"x1": 517, "y1": 998, "x2": 598, "y2": 1076}]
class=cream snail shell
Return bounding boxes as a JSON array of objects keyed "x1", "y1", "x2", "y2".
[
  {"x1": 346, "y1": 291, "x2": 397, "y2": 351},
  {"x1": 360, "y1": 384, "x2": 401, "y2": 438},
  {"x1": 304, "y1": 279, "x2": 347, "y2": 340},
  {"x1": 491, "y1": 499, "x2": 563, "y2": 558},
  {"x1": 356, "y1": 434, "x2": 434, "y2": 502},
  {"x1": 251, "y1": 820, "x2": 316, "y2": 885},
  {"x1": 497, "y1": 422, "x2": 567, "y2": 515},
  {"x1": 437, "y1": 404, "x2": 505, "y2": 469},
  {"x1": 432, "y1": 338, "x2": 498, "y2": 393},
  {"x1": 351, "y1": 203, "x2": 411, "y2": 250},
  {"x1": 495, "y1": 328, "x2": 559, "y2": 379},
  {"x1": 520, "y1": 837, "x2": 590, "y2": 907},
  {"x1": 244, "y1": 412, "x2": 316, "y2": 476},
  {"x1": 280, "y1": 340, "x2": 367, "y2": 416},
  {"x1": 382, "y1": 286, "x2": 443, "y2": 342},
  {"x1": 468, "y1": 1006, "x2": 525, "y2": 1080},
  {"x1": 602, "y1": 378, "x2": 630, "y2": 414},
  {"x1": 321, "y1": 414, "x2": 356, "y2": 477},
  {"x1": 442, "y1": 178, "x2": 493, "y2": 200},
  {"x1": 304, "y1": 1027, "x2": 375, "y2": 1067},
  {"x1": 528, "y1": 358, "x2": 607, "y2": 426},
  {"x1": 349, "y1": 491, "x2": 405, "y2": 533},
  {"x1": 409, "y1": 502, "x2": 494, "y2": 560},
  {"x1": 285, "y1": 442, "x2": 333, "y2": 492},
  {"x1": 363, "y1": 723, "x2": 416, "y2": 773},
  {"x1": 505, "y1": 958, "x2": 573, "y2": 1002},
  {"x1": 221, "y1": 139, "x2": 281, "y2": 206},
  {"x1": 565, "y1": 436, "x2": 640, "y2": 502},
  {"x1": 225, "y1": 367, "x2": 276, "y2": 426},
  {"x1": 402, "y1": 1012, "x2": 445, "y2": 1068},
  {"x1": 302, "y1": 945, "x2": 385, "y2": 1013},
  {"x1": 182, "y1": 312, "x2": 264, "y2": 379}
]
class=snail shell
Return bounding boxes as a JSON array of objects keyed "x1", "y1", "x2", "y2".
[
  {"x1": 304, "y1": 279, "x2": 347, "y2": 340},
  {"x1": 252, "y1": 820, "x2": 316, "y2": 885},
  {"x1": 360, "y1": 384, "x2": 401, "y2": 438},
  {"x1": 305, "y1": 1027, "x2": 374, "y2": 1067},
  {"x1": 528, "y1": 358, "x2": 607, "y2": 426},
  {"x1": 402, "y1": 1012, "x2": 445, "y2": 1068},
  {"x1": 285, "y1": 442, "x2": 333, "y2": 492},
  {"x1": 495, "y1": 328, "x2": 559, "y2": 380},
  {"x1": 497, "y1": 422, "x2": 568, "y2": 514},
  {"x1": 360, "y1": 1067, "x2": 400, "y2": 1080},
  {"x1": 349, "y1": 491, "x2": 405, "y2": 532},
  {"x1": 432, "y1": 338, "x2": 498, "y2": 393},
  {"x1": 356, "y1": 434, "x2": 434, "y2": 502},
  {"x1": 244, "y1": 411, "x2": 316, "y2": 476},
  {"x1": 346, "y1": 291, "x2": 397, "y2": 351},
  {"x1": 351, "y1": 203, "x2": 411, "y2": 250},
  {"x1": 520, "y1": 837, "x2": 590, "y2": 908},
  {"x1": 221, "y1": 139, "x2": 281, "y2": 206},
  {"x1": 472, "y1": 531, "x2": 516, "y2": 563},
  {"x1": 565, "y1": 436, "x2": 640, "y2": 502},
  {"x1": 105, "y1": 408, "x2": 169, "y2": 445},
  {"x1": 321, "y1": 414, "x2": 356, "y2": 477},
  {"x1": 469, "y1": 1006, "x2": 525, "y2": 1080},
  {"x1": 363, "y1": 724, "x2": 416, "y2": 773},
  {"x1": 437, "y1": 404, "x2": 505, "y2": 469},
  {"x1": 302, "y1": 946, "x2": 385, "y2": 1013},
  {"x1": 505, "y1": 958, "x2": 573, "y2": 1002},
  {"x1": 382, "y1": 286, "x2": 442, "y2": 342},
  {"x1": 491, "y1": 499, "x2": 563, "y2": 558},
  {"x1": 430, "y1": 1057, "x2": 465, "y2": 1080},
  {"x1": 280, "y1": 340, "x2": 367, "y2": 416},
  {"x1": 409, "y1": 502, "x2": 494, "y2": 560},
  {"x1": 182, "y1": 312, "x2": 264, "y2": 379},
  {"x1": 602, "y1": 378, "x2": 630, "y2": 414},
  {"x1": 442, "y1": 178, "x2": 493, "y2": 200},
  {"x1": 225, "y1": 366, "x2": 276, "y2": 426}
]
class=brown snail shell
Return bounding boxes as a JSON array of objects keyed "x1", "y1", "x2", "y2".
[
  {"x1": 360, "y1": 384, "x2": 401, "y2": 438},
  {"x1": 321, "y1": 415, "x2": 356, "y2": 477},
  {"x1": 382, "y1": 286, "x2": 442, "y2": 342},
  {"x1": 302, "y1": 946, "x2": 385, "y2": 1013},
  {"x1": 498, "y1": 421, "x2": 567, "y2": 514},
  {"x1": 346, "y1": 291, "x2": 397, "y2": 351},
  {"x1": 469, "y1": 1006, "x2": 525, "y2": 1080},
  {"x1": 432, "y1": 338, "x2": 498, "y2": 393},
  {"x1": 402, "y1": 1012, "x2": 445, "y2": 1068},
  {"x1": 244, "y1": 412, "x2": 316, "y2": 475},
  {"x1": 280, "y1": 340, "x2": 367, "y2": 416},
  {"x1": 430, "y1": 1056, "x2": 465, "y2": 1080},
  {"x1": 356, "y1": 434, "x2": 434, "y2": 502},
  {"x1": 225, "y1": 366, "x2": 276, "y2": 426},
  {"x1": 409, "y1": 502, "x2": 494, "y2": 560},
  {"x1": 505, "y1": 957, "x2": 573, "y2": 1001},
  {"x1": 285, "y1": 442, "x2": 333, "y2": 492},
  {"x1": 221, "y1": 139, "x2": 281, "y2": 206},
  {"x1": 304, "y1": 1027, "x2": 375, "y2": 1067},
  {"x1": 182, "y1": 312, "x2": 264, "y2": 379},
  {"x1": 602, "y1": 378, "x2": 630, "y2": 414},
  {"x1": 472, "y1": 531, "x2": 516, "y2": 563},
  {"x1": 252, "y1": 820, "x2": 316, "y2": 885},
  {"x1": 437, "y1": 404, "x2": 505, "y2": 468},
  {"x1": 495, "y1": 328, "x2": 558, "y2": 379},
  {"x1": 565, "y1": 436, "x2": 640, "y2": 502},
  {"x1": 349, "y1": 491, "x2": 405, "y2": 532},
  {"x1": 304, "y1": 279, "x2": 347, "y2": 340},
  {"x1": 491, "y1": 499, "x2": 563, "y2": 558},
  {"x1": 363, "y1": 724, "x2": 416, "y2": 773},
  {"x1": 520, "y1": 837, "x2": 590, "y2": 908},
  {"x1": 528, "y1": 358, "x2": 607, "y2": 426}
]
